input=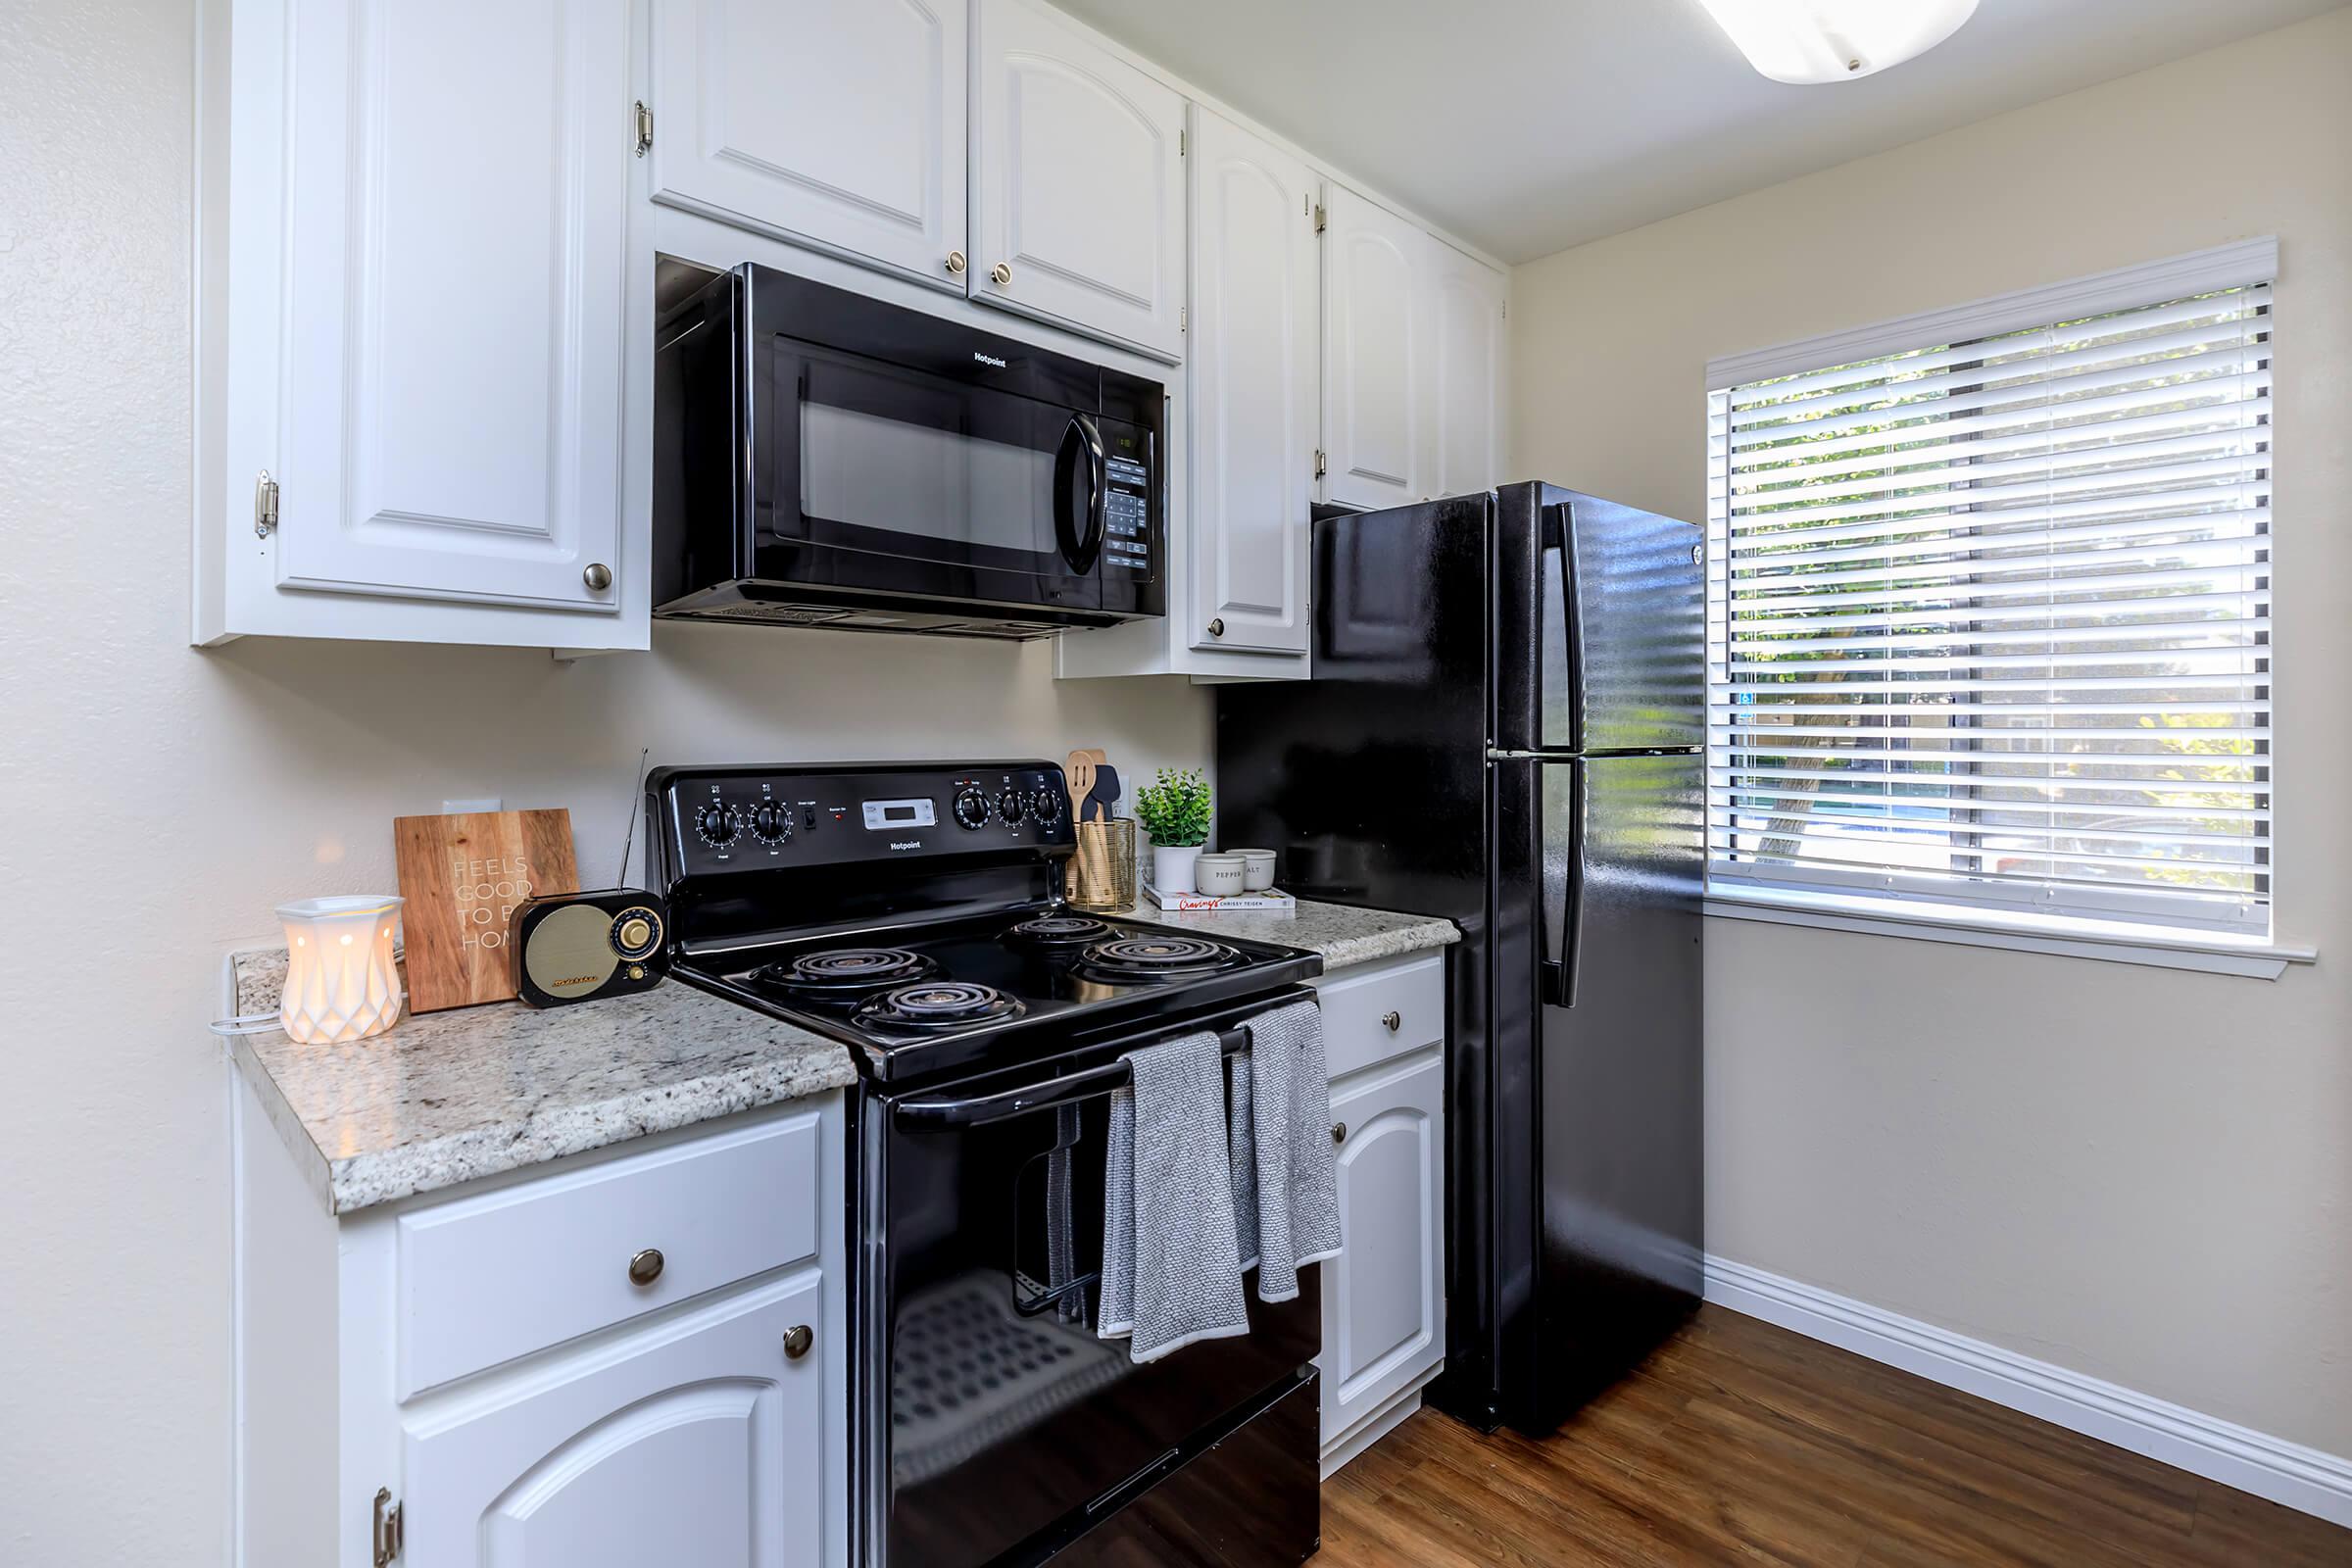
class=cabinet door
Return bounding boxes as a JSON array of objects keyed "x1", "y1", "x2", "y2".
[
  {"x1": 1320, "y1": 1053, "x2": 1446, "y2": 1442},
  {"x1": 1320, "y1": 185, "x2": 1429, "y2": 510},
  {"x1": 402, "y1": 1274, "x2": 825, "y2": 1567},
  {"x1": 1427, "y1": 240, "x2": 1505, "y2": 499},
  {"x1": 970, "y1": 0, "x2": 1185, "y2": 362},
  {"x1": 650, "y1": 0, "x2": 967, "y2": 287},
  {"x1": 1186, "y1": 108, "x2": 1316, "y2": 656},
  {"x1": 275, "y1": 0, "x2": 627, "y2": 612}
]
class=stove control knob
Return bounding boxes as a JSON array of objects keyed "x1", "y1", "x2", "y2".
[
  {"x1": 1029, "y1": 786, "x2": 1064, "y2": 826},
  {"x1": 695, "y1": 803, "x2": 740, "y2": 847},
  {"x1": 996, "y1": 788, "x2": 1028, "y2": 827},
  {"x1": 750, "y1": 802, "x2": 794, "y2": 845},
  {"x1": 952, "y1": 786, "x2": 992, "y2": 830}
]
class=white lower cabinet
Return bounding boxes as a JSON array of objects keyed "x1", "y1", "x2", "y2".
[
  {"x1": 404, "y1": 1275, "x2": 825, "y2": 1567},
  {"x1": 1310, "y1": 953, "x2": 1447, "y2": 1475},
  {"x1": 227, "y1": 1086, "x2": 848, "y2": 1567}
]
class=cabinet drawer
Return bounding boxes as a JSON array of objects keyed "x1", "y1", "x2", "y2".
[
  {"x1": 397, "y1": 1111, "x2": 823, "y2": 1397},
  {"x1": 1314, "y1": 953, "x2": 1444, "y2": 1080}
]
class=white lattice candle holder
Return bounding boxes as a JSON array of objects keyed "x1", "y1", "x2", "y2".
[{"x1": 277, "y1": 896, "x2": 405, "y2": 1044}]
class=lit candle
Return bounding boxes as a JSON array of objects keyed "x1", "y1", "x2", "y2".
[{"x1": 276, "y1": 896, "x2": 405, "y2": 1044}]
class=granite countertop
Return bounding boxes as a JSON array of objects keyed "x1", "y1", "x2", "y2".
[
  {"x1": 1113, "y1": 897, "x2": 1458, "y2": 969},
  {"x1": 226, "y1": 949, "x2": 858, "y2": 1216}
]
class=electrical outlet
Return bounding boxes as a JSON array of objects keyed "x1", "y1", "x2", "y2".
[{"x1": 442, "y1": 798, "x2": 501, "y2": 815}]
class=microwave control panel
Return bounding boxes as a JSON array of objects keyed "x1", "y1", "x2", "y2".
[{"x1": 1102, "y1": 453, "x2": 1154, "y2": 577}]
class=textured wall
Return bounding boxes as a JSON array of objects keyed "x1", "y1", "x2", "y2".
[
  {"x1": 1510, "y1": 11, "x2": 2352, "y2": 1457},
  {"x1": 0, "y1": 2, "x2": 1210, "y2": 1559}
]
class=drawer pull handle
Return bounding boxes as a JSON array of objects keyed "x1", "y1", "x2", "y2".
[
  {"x1": 627, "y1": 1248, "x2": 664, "y2": 1287},
  {"x1": 1332, "y1": 1121, "x2": 1348, "y2": 1145},
  {"x1": 1381, "y1": 1009, "x2": 1401, "y2": 1032},
  {"x1": 784, "y1": 1324, "x2": 815, "y2": 1360}
]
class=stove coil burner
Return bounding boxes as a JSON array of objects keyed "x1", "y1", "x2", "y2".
[
  {"x1": 755, "y1": 947, "x2": 939, "y2": 999},
  {"x1": 1005, "y1": 913, "x2": 1116, "y2": 949},
  {"x1": 1072, "y1": 935, "x2": 1248, "y2": 984},
  {"x1": 854, "y1": 981, "x2": 1027, "y2": 1034}
]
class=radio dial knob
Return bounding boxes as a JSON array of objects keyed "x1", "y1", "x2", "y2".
[
  {"x1": 750, "y1": 803, "x2": 794, "y2": 844},
  {"x1": 696, "y1": 804, "x2": 740, "y2": 847},
  {"x1": 952, "y1": 787, "x2": 992, "y2": 830}
]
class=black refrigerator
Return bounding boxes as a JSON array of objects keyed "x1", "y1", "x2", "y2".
[{"x1": 1217, "y1": 481, "x2": 1705, "y2": 1436}]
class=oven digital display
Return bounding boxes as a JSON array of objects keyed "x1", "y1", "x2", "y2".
[{"x1": 860, "y1": 798, "x2": 937, "y2": 830}]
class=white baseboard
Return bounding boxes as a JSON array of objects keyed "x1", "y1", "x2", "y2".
[
  {"x1": 1703, "y1": 1254, "x2": 2352, "y2": 1530},
  {"x1": 1320, "y1": 1364, "x2": 1442, "y2": 1482}
]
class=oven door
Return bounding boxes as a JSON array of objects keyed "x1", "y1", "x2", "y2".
[
  {"x1": 861, "y1": 1024, "x2": 1321, "y2": 1568},
  {"x1": 753, "y1": 334, "x2": 1110, "y2": 615}
]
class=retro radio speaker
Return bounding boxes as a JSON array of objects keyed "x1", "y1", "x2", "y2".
[{"x1": 511, "y1": 889, "x2": 671, "y2": 1007}]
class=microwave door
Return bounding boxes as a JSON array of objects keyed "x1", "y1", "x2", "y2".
[{"x1": 760, "y1": 341, "x2": 1102, "y2": 612}]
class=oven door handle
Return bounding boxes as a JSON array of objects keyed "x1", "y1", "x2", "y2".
[{"x1": 894, "y1": 1020, "x2": 1258, "y2": 1130}]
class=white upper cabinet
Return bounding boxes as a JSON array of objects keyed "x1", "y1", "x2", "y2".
[
  {"x1": 1427, "y1": 240, "x2": 1507, "y2": 498},
  {"x1": 970, "y1": 0, "x2": 1186, "y2": 363},
  {"x1": 1186, "y1": 107, "x2": 1317, "y2": 657},
  {"x1": 203, "y1": 0, "x2": 638, "y2": 648},
  {"x1": 277, "y1": 0, "x2": 628, "y2": 614},
  {"x1": 649, "y1": 0, "x2": 968, "y2": 288},
  {"x1": 1320, "y1": 184, "x2": 1429, "y2": 510}
]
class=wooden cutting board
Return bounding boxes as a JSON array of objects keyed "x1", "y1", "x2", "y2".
[{"x1": 393, "y1": 809, "x2": 579, "y2": 1012}]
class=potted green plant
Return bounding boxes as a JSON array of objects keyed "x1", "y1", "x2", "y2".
[{"x1": 1133, "y1": 766, "x2": 1212, "y2": 894}]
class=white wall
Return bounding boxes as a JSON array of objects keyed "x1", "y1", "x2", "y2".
[
  {"x1": 1511, "y1": 12, "x2": 2352, "y2": 1456},
  {"x1": 0, "y1": 2, "x2": 1209, "y2": 1559}
]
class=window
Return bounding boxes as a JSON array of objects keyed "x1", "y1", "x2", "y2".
[{"x1": 1704, "y1": 243, "x2": 2274, "y2": 937}]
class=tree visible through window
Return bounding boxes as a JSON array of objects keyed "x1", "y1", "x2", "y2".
[{"x1": 1704, "y1": 270, "x2": 2272, "y2": 934}]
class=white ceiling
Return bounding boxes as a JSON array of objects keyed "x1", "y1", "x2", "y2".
[{"x1": 1053, "y1": 0, "x2": 2348, "y2": 263}]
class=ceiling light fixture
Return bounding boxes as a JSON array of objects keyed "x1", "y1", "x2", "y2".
[{"x1": 1695, "y1": 0, "x2": 1980, "y2": 84}]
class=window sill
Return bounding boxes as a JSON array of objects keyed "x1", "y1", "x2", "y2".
[{"x1": 1702, "y1": 888, "x2": 2317, "y2": 980}]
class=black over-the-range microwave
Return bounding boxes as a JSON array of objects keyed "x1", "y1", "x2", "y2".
[{"x1": 653, "y1": 265, "x2": 1165, "y2": 638}]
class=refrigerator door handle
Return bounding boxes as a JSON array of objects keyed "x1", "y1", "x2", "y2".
[
  {"x1": 1541, "y1": 502, "x2": 1583, "y2": 756},
  {"x1": 1541, "y1": 762, "x2": 1586, "y2": 1009}
]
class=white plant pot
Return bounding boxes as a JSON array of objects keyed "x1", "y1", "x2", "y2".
[{"x1": 1152, "y1": 843, "x2": 1202, "y2": 896}]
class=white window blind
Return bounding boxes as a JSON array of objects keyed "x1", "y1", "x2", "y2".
[{"x1": 1705, "y1": 256, "x2": 2273, "y2": 935}]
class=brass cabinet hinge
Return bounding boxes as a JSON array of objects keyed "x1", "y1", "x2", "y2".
[
  {"x1": 253, "y1": 469, "x2": 279, "y2": 538},
  {"x1": 1312, "y1": 203, "x2": 1327, "y2": 233},
  {"x1": 1312, "y1": 449, "x2": 1327, "y2": 479},
  {"x1": 633, "y1": 100, "x2": 653, "y2": 157},
  {"x1": 371, "y1": 1489, "x2": 404, "y2": 1565}
]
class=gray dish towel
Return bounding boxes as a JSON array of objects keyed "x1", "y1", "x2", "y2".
[
  {"x1": 1228, "y1": 999, "x2": 1343, "y2": 1302},
  {"x1": 1097, "y1": 1030, "x2": 1250, "y2": 1363}
]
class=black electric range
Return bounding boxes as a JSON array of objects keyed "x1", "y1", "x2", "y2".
[{"x1": 648, "y1": 761, "x2": 1327, "y2": 1568}]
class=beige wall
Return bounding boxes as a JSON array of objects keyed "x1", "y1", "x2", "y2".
[
  {"x1": 1511, "y1": 11, "x2": 2352, "y2": 1455},
  {"x1": 0, "y1": 2, "x2": 1209, "y2": 1558}
]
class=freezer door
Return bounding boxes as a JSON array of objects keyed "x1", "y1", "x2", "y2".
[
  {"x1": 1494, "y1": 484, "x2": 1705, "y2": 756},
  {"x1": 1526, "y1": 753, "x2": 1703, "y2": 1430}
]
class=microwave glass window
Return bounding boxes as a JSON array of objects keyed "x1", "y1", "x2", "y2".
[{"x1": 799, "y1": 368, "x2": 1054, "y2": 558}]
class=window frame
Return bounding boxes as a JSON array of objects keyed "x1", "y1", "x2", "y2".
[{"x1": 1702, "y1": 240, "x2": 2278, "y2": 943}]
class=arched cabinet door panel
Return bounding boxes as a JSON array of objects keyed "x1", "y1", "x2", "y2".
[
  {"x1": 402, "y1": 1275, "x2": 825, "y2": 1567},
  {"x1": 1320, "y1": 1052, "x2": 1445, "y2": 1439}
]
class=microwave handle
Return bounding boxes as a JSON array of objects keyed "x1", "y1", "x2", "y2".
[{"x1": 1054, "y1": 414, "x2": 1106, "y2": 570}]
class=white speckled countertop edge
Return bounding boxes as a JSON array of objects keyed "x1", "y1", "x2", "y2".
[{"x1": 224, "y1": 949, "x2": 858, "y2": 1215}]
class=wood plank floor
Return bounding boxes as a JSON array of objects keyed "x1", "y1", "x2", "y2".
[{"x1": 1320, "y1": 1306, "x2": 2351, "y2": 1567}]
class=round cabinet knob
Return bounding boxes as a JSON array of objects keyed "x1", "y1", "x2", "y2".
[
  {"x1": 1206, "y1": 618, "x2": 1225, "y2": 638},
  {"x1": 952, "y1": 786, "x2": 992, "y2": 830},
  {"x1": 627, "y1": 1248, "x2": 664, "y2": 1287},
  {"x1": 946, "y1": 250, "x2": 967, "y2": 275},
  {"x1": 751, "y1": 802, "x2": 794, "y2": 845},
  {"x1": 1691, "y1": 542, "x2": 1705, "y2": 567},
  {"x1": 1382, "y1": 1010, "x2": 1401, "y2": 1033},
  {"x1": 990, "y1": 262, "x2": 1012, "y2": 286},
  {"x1": 1331, "y1": 1121, "x2": 1348, "y2": 1145},
  {"x1": 583, "y1": 562, "x2": 613, "y2": 591},
  {"x1": 783, "y1": 1324, "x2": 815, "y2": 1361}
]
